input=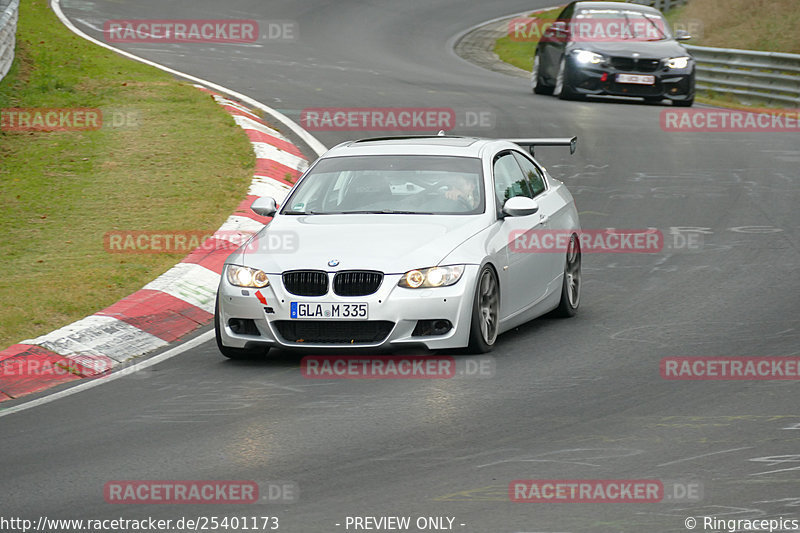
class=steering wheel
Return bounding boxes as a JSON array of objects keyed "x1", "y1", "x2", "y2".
[{"x1": 443, "y1": 193, "x2": 473, "y2": 211}]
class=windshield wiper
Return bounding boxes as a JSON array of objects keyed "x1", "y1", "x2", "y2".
[
  {"x1": 340, "y1": 210, "x2": 436, "y2": 215},
  {"x1": 642, "y1": 14, "x2": 667, "y2": 40},
  {"x1": 283, "y1": 209, "x2": 436, "y2": 215},
  {"x1": 620, "y1": 12, "x2": 636, "y2": 40}
]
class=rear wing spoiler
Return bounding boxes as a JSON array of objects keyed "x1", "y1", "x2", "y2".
[{"x1": 507, "y1": 136, "x2": 577, "y2": 157}]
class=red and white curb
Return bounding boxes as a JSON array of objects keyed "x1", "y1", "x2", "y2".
[{"x1": 0, "y1": 87, "x2": 310, "y2": 401}]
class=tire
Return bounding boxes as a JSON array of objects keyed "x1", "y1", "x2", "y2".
[
  {"x1": 531, "y1": 54, "x2": 554, "y2": 95},
  {"x1": 554, "y1": 56, "x2": 581, "y2": 100},
  {"x1": 467, "y1": 266, "x2": 500, "y2": 354},
  {"x1": 214, "y1": 293, "x2": 269, "y2": 359},
  {"x1": 552, "y1": 233, "x2": 581, "y2": 317}
]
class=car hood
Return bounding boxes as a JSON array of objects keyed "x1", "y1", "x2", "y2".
[
  {"x1": 570, "y1": 40, "x2": 688, "y2": 59},
  {"x1": 228, "y1": 214, "x2": 489, "y2": 274}
]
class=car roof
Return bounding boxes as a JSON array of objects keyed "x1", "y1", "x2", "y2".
[
  {"x1": 572, "y1": 1, "x2": 661, "y2": 14},
  {"x1": 323, "y1": 136, "x2": 505, "y2": 158}
]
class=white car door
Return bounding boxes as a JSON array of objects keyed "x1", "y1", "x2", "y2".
[
  {"x1": 512, "y1": 151, "x2": 566, "y2": 297},
  {"x1": 492, "y1": 152, "x2": 553, "y2": 318}
]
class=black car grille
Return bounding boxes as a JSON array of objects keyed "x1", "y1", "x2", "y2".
[
  {"x1": 274, "y1": 321, "x2": 394, "y2": 344},
  {"x1": 282, "y1": 270, "x2": 328, "y2": 296},
  {"x1": 333, "y1": 271, "x2": 383, "y2": 296},
  {"x1": 607, "y1": 81, "x2": 662, "y2": 96},
  {"x1": 610, "y1": 57, "x2": 661, "y2": 73}
]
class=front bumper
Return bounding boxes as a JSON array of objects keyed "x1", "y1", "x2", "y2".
[
  {"x1": 565, "y1": 55, "x2": 694, "y2": 102},
  {"x1": 216, "y1": 265, "x2": 480, "y2": 351}
]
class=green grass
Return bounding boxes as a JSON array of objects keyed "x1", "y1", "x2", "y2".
[
  {"x1": 494, "y1": 7, "x2": 562, "y2": 72},
  {"x1": 0, "y1": 0, "x2": 257, "y2": 348},
  {"x1": 663, "y1": 0, "x2": 800, "y2": 109},
  {"x1": 664, "y1": 0, "x2": 800, "y2": 54}
]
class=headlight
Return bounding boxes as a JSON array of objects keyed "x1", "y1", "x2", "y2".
[
  {"x1": 226, "y1": 265, "x2": 270, "y2": 288},
  {"x1": 573, "y1": 49, "x2": 605, "y2": 65},
  {"x1": 666, "y1": 56, "x2": 690, "y2": 69},
  {"x1": 398, "y1": 265, "x2": 465, "y2": 289}
]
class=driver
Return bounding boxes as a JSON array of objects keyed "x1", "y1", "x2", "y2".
[{"x1": 444, "y1": 174, "x2": 478, "y2": 209}]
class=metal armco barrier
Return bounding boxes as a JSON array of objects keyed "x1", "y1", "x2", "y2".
[
  {"x1": 0, "y1": 0, "x2": 18, "y2": 82},
  {"x1": 685, "y1": 44, "x2": 800, "y2": 106}
]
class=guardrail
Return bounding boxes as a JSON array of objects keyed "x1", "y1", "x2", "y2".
[
  {"x1": 685, "y1": 44, "x2": 800, "y2": 106},
  {"x1": 0, "y1": 0, "x2": 18, "y2": 82}
]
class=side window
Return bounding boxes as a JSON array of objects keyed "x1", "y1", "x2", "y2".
[
  {"x1": 512, "y1": 152, "x2": 547, "y2": 197},
  {"x1": 493, "y1": 153, "x2": 532, "y2": 213}
]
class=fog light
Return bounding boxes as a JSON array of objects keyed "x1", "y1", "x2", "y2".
[
  {"x1": 412, "y1": 319, "x2": 453, "y2": 337},
  {"x1": 228, "y1": 318, "x2": 261, "y2": 336}
]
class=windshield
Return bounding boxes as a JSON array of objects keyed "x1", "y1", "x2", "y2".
[
  {"x1": 281, "y1": 155, "x2": 485, "y2": 215},
  {"x1": 573, "y1": 8, "x2": 671, "y2": 42}
]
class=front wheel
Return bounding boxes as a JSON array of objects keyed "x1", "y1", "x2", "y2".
[
  {"x1": 467, "y1": 266, "x2": 500, "y2": 353},
  {"x1": 552, "y1": 233, "x2": 581, "y2": 317},
  {"x1": 554, "y1": 57, "x2": 581, "y2": 100},
  {"x1": 214, "y1": 294, "x2": 269, "y2": 359},
  {"x1": 531, "y1": 54, "x2": 554, "y2": 95}
]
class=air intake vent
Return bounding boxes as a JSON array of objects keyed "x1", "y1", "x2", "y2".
[{"x1": 274, "y1": 321, "x2": 394, "y2": 344}]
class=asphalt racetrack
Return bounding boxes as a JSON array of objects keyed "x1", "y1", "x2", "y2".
[{"x1": 2, "y1": 0, "x2": 798, "y2": 531}]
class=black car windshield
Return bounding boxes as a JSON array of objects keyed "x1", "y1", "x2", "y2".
[
  {"x1": 282, "y1": 155, "x2": 485, "y2": 215},
  {"x1": 573, "y1": 8, "x2": 671, "y2": 42}
]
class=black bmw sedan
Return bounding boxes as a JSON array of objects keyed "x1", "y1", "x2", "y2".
[{"x1": 531, "y1": 1, "x2": 695, "y2": 106}]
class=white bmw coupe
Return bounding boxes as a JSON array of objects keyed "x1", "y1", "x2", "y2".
[{"x1": 215, "y1": 135, "x2": 581, "y2": 357}]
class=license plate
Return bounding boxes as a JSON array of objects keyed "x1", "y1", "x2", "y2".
[
  {"x1": 617, "y1": 73, "x2": 655, "y2": 85},
  {"x1": 290, "y1": 302, "x2": 368, "y2": 320}
]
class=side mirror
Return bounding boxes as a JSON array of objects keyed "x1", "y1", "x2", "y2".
[
  {"x1": 251, "y1": 197, "x2": 277, "y2": 217},
  {"x1": 543, "y1": 21, "x2": 569, "y2": 43},
  {"x1": 674, "y1": 30, "x2": 691, "y2": 41},
  {"x1": 503, "y1": 196, "x2": 540, "y2": 218},
  {"x1": 550, "y1": 21, "x2": 568, "y2": 34}
]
